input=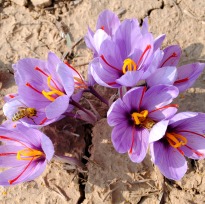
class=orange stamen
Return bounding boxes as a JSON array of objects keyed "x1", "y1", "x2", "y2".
[{"x1": 166, "y1": 132, "x2": 187, "y2": 148}]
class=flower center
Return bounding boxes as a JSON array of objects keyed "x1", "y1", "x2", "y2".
[
  {"x1": 166, "y1": 132, "x2": 187, "y2": 148},
  {"x1": 132, "y1": 110, "x2": 148, "y2": 125},
  {"x1": 17, "y1": 148, "x2": 44, "y2": 161},
  {"x1": 122, "y1": 45, "x2": 151, "y2": 74},
  {"x1": 122, "y1": 59, "x2": 137, "y2": 74},
  {"x1": 42, "y1": 76, "x2": 64, "y2": 101}
]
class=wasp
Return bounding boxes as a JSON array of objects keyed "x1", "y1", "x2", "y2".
[{"x1": 12, "y1": 107, "x2": 37, "y2": 122}]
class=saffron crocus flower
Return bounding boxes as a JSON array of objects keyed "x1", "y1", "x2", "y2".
[
  {"x1": 0, "y1": 123, "x2": 54, "y2": 186},
  {"x1": 146, "y1": 45, "x2": 205, "y2": 92},
  {"x1": 13, "y1": 52, "x2": 77, "y2": 124},
  {"x1": 107, "y1": 84, "x2": 179, "y2": 162},
  {"x1": 149, "y1": 112, "x2": 205, "y2": 180},
  {"x1": 89, "y1": 19, "x2": 164, "y2": 88},
  {"x1": 86, "y1": 11, "x2": 166, "y2": 88}
]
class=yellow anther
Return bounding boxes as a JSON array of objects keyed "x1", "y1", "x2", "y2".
[
  {"x1": 122, "y1": 58, "x2": 137, "y2": 74},
  {"x1": 166, "y1": 132, "x2": 187, "y2": 148},
  {"x1": 132, "y1": 110, "x2": 149, "y2": 125},
  {"x1": 17, "y1": 148, "x2": 44, "y2": 161},
  {"x1": 42, "y1": 76, "x2": 64, "y2": 101}
]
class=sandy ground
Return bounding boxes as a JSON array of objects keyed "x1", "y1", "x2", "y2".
[{"x1": 0, "y1": 0, "x2": 205, "y2": 203}]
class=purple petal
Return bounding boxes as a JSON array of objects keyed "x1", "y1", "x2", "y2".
[
  {"x1": 153, "y1": 34, "x2": 166, "y2": 51},
  {"x1": 0, "y1": 145, "x2": 28, "y2": 167},
  {"x1": 128, "y1": 128, "x2": 149, "y2": 163},
  {"x1": 84, "y1": 27, "x2": 95, "y2": 53},
  {"x1": 89, "y1": 58, "x2": 121, "y2": 88},
  {"x1": 174, "y1": 63, "x2": 205, "y2": 92},
  {"x1": 111, "y1": 122, "x2": 132, "y2": 153},
  {"x1": 47, "y1": 52, "x2": 62, "y2": 82},
  {"x1": 40, "y1": 133, "x2": 54, "y2": 161},
  {"x1": 149, "y1": 120, "x2": 169, "y2": 143},
  {"x1": 122, "y1": 86, "x2": 145, "y2": 111},
  {"x1": 160, "y1": 45, "x2": 181, "y2": 67},
  {"x1": 169, "y1": 112, "x2": 198, "y2": 127},
  {"x1": 45, "y1": 95, "x2": 70, "y2": 119},
  {"x1": 141, "y1": 17, "x2": 148, "y2": 35},
  {"x1": 14, "y1": 58, "x2": 46, "y2": 85},
  {"x1": 114, "y1": 19, "x2": 141, "y2": 59},
  {"x1": 23, "y1": 160, "x2": 46, "y2": 182},
  {"x1": 142, "y1": 85, "x2": 179, "y2": 111},
  {"x1": 149, "y1": 106, "x2": 178, "y2": 121},
  {"x1": 146, "y1": 66, "x2": 177, "y2": 87},
  {"x1": 93, "y1": 29, "x2": 111, "y2": 54},
  {"x1": 141, "y1": 49, "x2": 164, "y2": 80},
  {"x1": 0, "y1": 160, "x2": 44, "y2": 186},
  {"x1": 150, "y1": 141, "x2": 187, "y2": 180},
  {"x1": 116, "y1": 70, "x2": 144, "y2": 87},
  {"x1": 96, "y1": 10, "x2": 120, "y2": 36},
  {"x1": 57, "y1": 63, "x2": 74, "y2": 96},
  {"x1": 107, "y1": 98, "x2": 129, "y2": 126}
]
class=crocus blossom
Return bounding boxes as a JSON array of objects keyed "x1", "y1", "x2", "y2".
[
  {"x1": 149, "y1": 112, "x2": 205, "y2": 180},
  {"x1": 0, "y1": 123, "x2": 54, "y2": 186},
  {"x1": 89, "y1": 20, "x2": 163, "y2": 88},
  {"x1": 13, "y1": 52, "x2": 77, "y2": 124},
  {"x1": 107, "y1": 84, "x2": 179, "y2": 162},
  {"x1": 146, "y1": 45, "x2": 205, "y2": 92}
]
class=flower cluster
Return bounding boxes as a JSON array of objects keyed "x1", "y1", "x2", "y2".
[
  {"x1": 0, "y1": 9, "x2": 204, "y2": 187},
  {"x1": 86, "y1": 10, "x2": 205, "y2": 180}
]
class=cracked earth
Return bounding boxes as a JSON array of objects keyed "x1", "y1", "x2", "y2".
[{"x1": 0, "y1": 0, "x2": 205, "y2": 203}]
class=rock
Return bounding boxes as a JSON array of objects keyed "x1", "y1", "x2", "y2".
[
  {"x1": 30, "y1": 0, "x2": 52, "y2": 8},
  {"x1": 11, "y1": 0, "x2": 28, "y2": 6}
]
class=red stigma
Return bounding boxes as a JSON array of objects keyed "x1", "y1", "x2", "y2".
[
  {"x1": 177, "y1": 148, "x2": 184, "y2": 156},
  {"x1": 101, "y1": 26, "x2": 105, "y2": 30},
  {"x1": 100, "y1": 55, "x2": 122, "y2": 73},
  {"x1": 136, "y1": 45, "x2": 151, "y2": 68},
  {"x1": 9, "y1": 157, "x2": 34, "y2": 185},
  {"x1": 107, "y1": 82, "x2": 117, "y2": 86},
  {"x1": 174, "y1": 77, "x2": 189, "y2": 84},
  {"x1": 160, "y1": 52, "x2": 177, "y2": 67},
  {"x1": 39, "y1": 117, "x2": 47, "y2": 125},
  {"x1": 26, "y1": 83, "x2": 42, "y2": 94},
  {"x1": 185, "y1": 145, "x2": 204, "y2": 157},
  {"x1": 138, "y1": 86, "x2": 147, "y2": 111},
  {"x1": 35, "y1": 67, "x2": 49, "y2": 77},
  {"x1": 64, "y1": 61, "x2": 87, "y2": 86},
  {"x1": 129, "y1": 125, "x2": 135, "y2": 154},
  {"x1": 149, "y1": 104, "x2": 179, "y2": 114},
  {"x1": 35, "y1": 67, "x2": 60, "y2": 90},
  {"x1": 9, "y1": 94, "x2": 15, "y2": 98}
]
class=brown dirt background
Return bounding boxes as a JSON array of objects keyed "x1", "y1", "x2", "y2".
[{"x1": 0, "y1": 0, "x2": 205, "y2": 203}]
